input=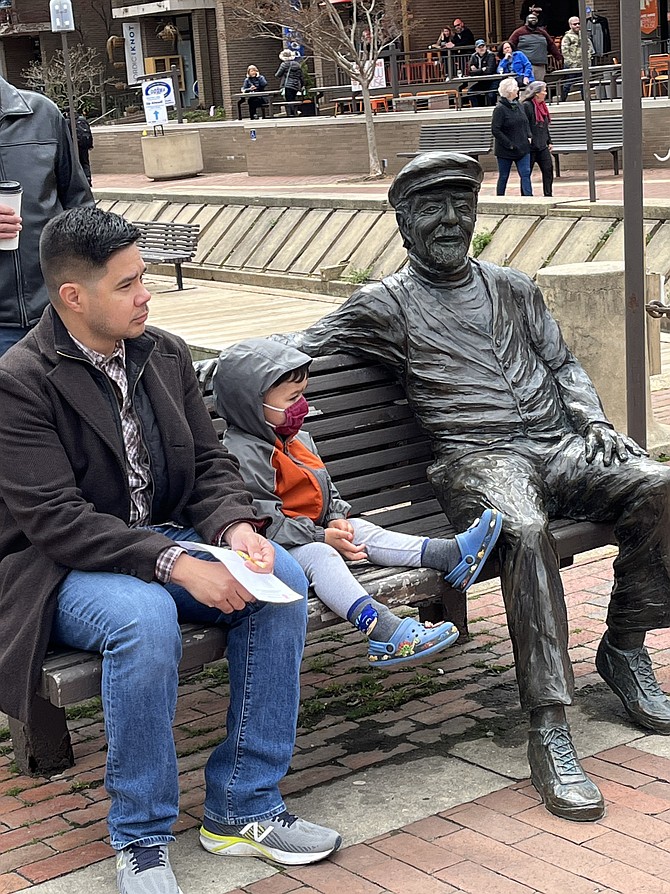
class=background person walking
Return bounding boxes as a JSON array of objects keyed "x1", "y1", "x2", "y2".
[
  {"x1": 522, "y1": 80, "x2": 553, "y2": 196},
  {"x1": 275, "y1": 49, "x2": 304, "y2": 117},
  {"x1": 492, "y1": 77, "x2": 533, "y2": 196}
]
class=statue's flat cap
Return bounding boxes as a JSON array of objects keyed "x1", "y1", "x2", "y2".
[{"x1": 388, "y1": 152, "x2": 484, "y2": 207}]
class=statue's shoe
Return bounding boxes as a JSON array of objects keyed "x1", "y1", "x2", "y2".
[
  {"x1": 596, "y1": 632, "x2": 670, "y2": 734},
  {"x1": 528, "y1": 724, "x2": 605, "y2": 822}
]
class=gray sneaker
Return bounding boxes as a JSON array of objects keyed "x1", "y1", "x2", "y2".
[
  {"x1": 116, "y1": 844, "x2": 183, "y2": 894},
  {"x1": 199, "y1": 810, "x2": 342, "y2": 865}
]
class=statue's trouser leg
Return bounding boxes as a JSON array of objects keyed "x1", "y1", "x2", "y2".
[
  {"x1": 544, "y1": 436, "x2": 670, "y2": 635},
  {"x1": 428, "y1": 448, "x2": 573, "y2": 712}
]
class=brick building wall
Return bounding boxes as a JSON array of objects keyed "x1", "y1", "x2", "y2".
[
  {"x1": 2, "y1": 0, "x2": 123, "y2": 91},
  {"x1": 0, "y1": 0, "x2": 623, "y2": 122}
]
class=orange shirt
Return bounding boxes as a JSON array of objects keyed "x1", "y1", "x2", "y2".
[{"x1": 271, "y1": 437, "x2": 326, "y2": 523}]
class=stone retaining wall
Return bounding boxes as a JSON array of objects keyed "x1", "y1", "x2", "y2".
[{"x1": 95, "y1": 190, "x2": 670, "y2": 294}]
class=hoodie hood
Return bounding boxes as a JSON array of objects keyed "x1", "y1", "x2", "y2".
[{"x1": 213, "y1": 338, "x2": 312, "y2": 444}]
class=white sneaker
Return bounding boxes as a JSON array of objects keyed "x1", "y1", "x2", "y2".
[
  {"x1": 116, "y1": 844, "x2": 183, "y2": 893},
  {"x1": 199, "y1": 810, "x2": 341, "y2": 865}
]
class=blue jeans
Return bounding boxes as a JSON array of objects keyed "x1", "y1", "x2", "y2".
[
  {"x1": 0, "y1": 325, "x2": 30, "y2": 357},
  {"x1": 496, "y1": 154, "x2": 532, "y2": 196},
  {"x1": 561, "y1": 70, "x2": 583, "y2": 102},
  {"x1": 51, "y1": 526, "x2": 309, "y2": 850}
]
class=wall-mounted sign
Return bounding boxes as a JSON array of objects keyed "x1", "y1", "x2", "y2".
[{"x1": 122, "y1": 22, "x2": 145, "y2": 85}]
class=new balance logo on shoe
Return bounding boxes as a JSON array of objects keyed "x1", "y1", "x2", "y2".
[{"x1": 238, "y1": 821, "x2": 273, "y2": 843}]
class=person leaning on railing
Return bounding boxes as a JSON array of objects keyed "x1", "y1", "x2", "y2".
[{"x1": 468, "y1": 39, "x2": 499, "y2": 106}]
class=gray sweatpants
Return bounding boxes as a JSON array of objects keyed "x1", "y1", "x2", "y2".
[{"x1": 289, "y1": 518, "x2": 427, "y2": 622}]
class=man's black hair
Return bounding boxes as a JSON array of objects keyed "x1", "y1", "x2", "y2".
[
  {"x1": 270, "y1": 363, "x2": 311, "y2": 388},
  {"x1": 39, "y1": 207, "x2": 141, "y2": 301}
]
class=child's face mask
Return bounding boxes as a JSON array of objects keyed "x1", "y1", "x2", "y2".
[{"x1": 263, "y1": 395, "x2": 309, "y2": 438}]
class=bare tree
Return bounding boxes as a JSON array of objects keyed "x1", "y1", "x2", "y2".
[
  {"x1": 230, "y1": 0, "x2": 405, "y2": 178},
  {"x1": 22, "y1": 47, "x2": 110, "y2": 113}
]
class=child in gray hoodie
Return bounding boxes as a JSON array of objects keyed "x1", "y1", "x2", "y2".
[{"x1": 214, "y1": 338, "x2": 502, "y2": 667}]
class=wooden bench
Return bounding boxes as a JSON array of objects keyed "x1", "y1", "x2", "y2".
[
  {"x1": 392, "y1": 90, "x2": 461, "y2": 113},
  {"x1": 398, "y1": 122, "x2": 493, "y2": 160},
  {"x1": 549, "y1": 116, "x2": 623, "y2": 177},
  {"x1": 8, "y1": 353, "x2": 616, "y2": 776},
  {"x1": 271, "y1": 100, "x2": 317, "y2": 117},
  {"x1": 134, "y1": 221, "x2": 200, "y2": 291}
]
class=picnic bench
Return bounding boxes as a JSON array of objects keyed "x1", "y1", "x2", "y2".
[
  {"x1": 134, "y1": 221, "x2": 200, "y2": 291},
  {"x1": 271, "y1": 99, "x2": 318, "y2": 117},
  {"x1": 8, "y1": 353, "x2": 616, "y2": 776},
  {"x1": 549, "y1": 116, "x2": 623, "y2": 177},
  {"x1": 398, "y1": 122, "x2": 493, "y2": 160}
]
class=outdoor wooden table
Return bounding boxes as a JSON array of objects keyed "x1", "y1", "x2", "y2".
[{"x1": 233, "y1": 90, "x2": 282, "y2": 120}]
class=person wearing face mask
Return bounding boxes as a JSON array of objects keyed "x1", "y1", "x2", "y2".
[{"x1": 213, "y1": 337, "x2": 502, "y2": 668}]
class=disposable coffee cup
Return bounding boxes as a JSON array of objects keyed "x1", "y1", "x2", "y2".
[{"x1": 0, "y1": 181, "x2": 22, "y2": 250}]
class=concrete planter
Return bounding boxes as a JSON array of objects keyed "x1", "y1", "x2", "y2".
[{"x1": 140, "y1": 129, "x2": 204, "y2": 180}]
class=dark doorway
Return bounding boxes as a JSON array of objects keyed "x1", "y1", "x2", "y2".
[{"x1": 519, "y1": 0, "x2": 579, "y2": 37}]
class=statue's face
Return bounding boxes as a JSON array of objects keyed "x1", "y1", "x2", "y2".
[{"x1": 404, "y1": 186, "x2": 477, "y2": 272}]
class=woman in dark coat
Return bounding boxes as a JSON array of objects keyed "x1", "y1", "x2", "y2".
[
  {"x1": 522, "y1": 80, "x2": 553, "y2": 197},
  {"x1": 241, "y1": 64, "x2": 268, "y2": 120},
  {"x1": 275, "y1": 49, "x2": 304, "y2": 117},
  {"x1": 491, "y1": 76, "x2": 533, "y2": 196}
]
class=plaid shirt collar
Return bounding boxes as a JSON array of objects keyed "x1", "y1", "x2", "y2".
[{"x1": 68, "y1": 333, "x2": 126, "y2": 370}]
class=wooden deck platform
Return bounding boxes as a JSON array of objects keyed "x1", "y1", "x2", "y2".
[{"x1": 143, "y1": 274, "x2": 341, "y2": 355}]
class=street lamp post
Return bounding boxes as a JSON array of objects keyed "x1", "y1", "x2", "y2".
[
  {"x1": 49, "y1": 0, "x2": 77, "y2": 152},
  {"x1": 577, "y1": 0, "x2": 596, "y2": 201},
  {"x1": 620, "y1": 0, "x2": 647, "y2": 447}
]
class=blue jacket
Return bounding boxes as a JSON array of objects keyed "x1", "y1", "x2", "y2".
[{"x1": 497, "y1": 51, "x2": 534, "y2": 82}]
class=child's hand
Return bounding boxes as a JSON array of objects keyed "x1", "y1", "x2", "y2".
[
  {"x1": 328, "y1": 518, "x2": 355, "y2": 537},
  {"x1": 325, "y1": 526, "x2": 367, "y2": 562}
]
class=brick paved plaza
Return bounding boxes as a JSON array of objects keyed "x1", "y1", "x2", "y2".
[{"x1": 5, "y1": 546, "x2": 670, "y2": 892}]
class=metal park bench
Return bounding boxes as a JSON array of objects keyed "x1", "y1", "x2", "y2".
[
  {"x1": 549, "y1": 116, "x2": 623, "y2": 177},
  {"x1": 135, "y1": 221, "x2": 200, "y2": 291},
  {"x1": 8, "y1": 353, "x2": 616, "y2": 776},
  {"x1": 398, "y1": 122, "x2": 493, "y2": 161}
]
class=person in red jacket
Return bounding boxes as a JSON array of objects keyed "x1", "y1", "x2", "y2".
[{"x1": 509, "y1": 13, "x2": 563, "y2": 81}]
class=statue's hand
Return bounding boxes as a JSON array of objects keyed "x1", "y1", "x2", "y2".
[{"x1": 584, "y1": 422, "x2": 647, "y2": 466}]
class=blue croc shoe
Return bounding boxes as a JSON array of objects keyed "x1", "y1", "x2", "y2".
[
  {"x1": 368, "y1": 617, "x2": 459, "y2": 667},
  {"x1": 445, "y1": 508, "x2": 503, "y2": 592}
]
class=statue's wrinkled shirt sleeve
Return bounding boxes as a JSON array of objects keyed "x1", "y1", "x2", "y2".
[{"x1": 277, "y1": 285, "x2": 406, "y2": 369}]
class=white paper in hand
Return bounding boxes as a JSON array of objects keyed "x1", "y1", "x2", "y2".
[{"x1": 176, "y1": 541, "x2": 303, "y2": 604}]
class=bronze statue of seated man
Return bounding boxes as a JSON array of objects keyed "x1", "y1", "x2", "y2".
[{"x1": 275, "y1": 150, "x2": 670, "y2": 822}]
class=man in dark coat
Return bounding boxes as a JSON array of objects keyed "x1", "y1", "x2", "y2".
[
  {"x1": 452, "y1": 18, "x2": 475, "y2": 48},
  {"x1": 276, "y1": 151, "x2": 670, "y2": 824},
  {"x1": 467, "y1": 39, "x2": 498, "y2": 106},
  {"x1": 0, "y1": 207, "x2": 341, "y2": 894}
]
